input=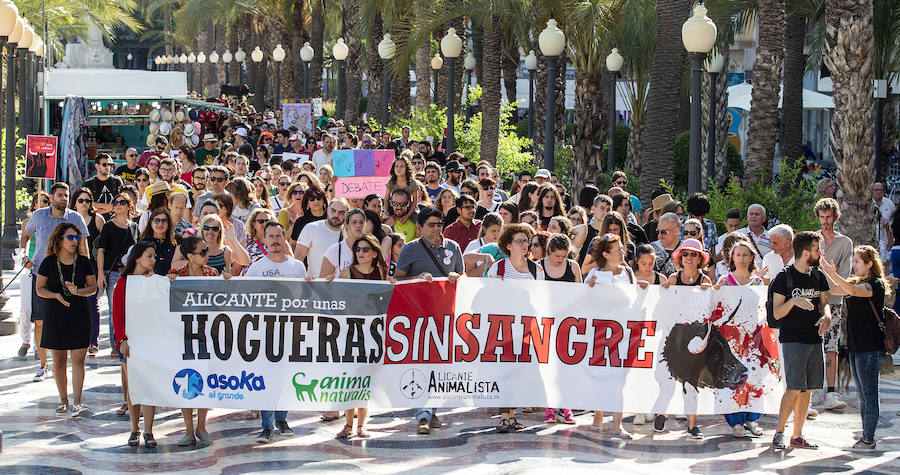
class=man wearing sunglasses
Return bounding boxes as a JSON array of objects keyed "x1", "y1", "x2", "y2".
[
  {"x1": 115, "y1": 148, "x2": 140, "y2": 184},
  {"x1": 194, "y1": 134, "x2": 221, "y2": 166},
  {"x1": 139, "y1": 135, "x2": 169, "y2": 167},
  {"x1": 649, "y1": 212, "x2": 682, "y2": 276},
  {"x1": 192, "y1": 166, "x2": 230, "y2": 222},
  {"x1": 83, "y1": 154, "x2": 124, "y2": 217}
]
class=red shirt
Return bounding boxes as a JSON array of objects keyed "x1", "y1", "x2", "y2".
[
  {"x1": 443, "y1": 219, "x2": 482, "y2": 251},
  {"x1": 112, "y1": 276, "x2": 128, "y2": 349}
]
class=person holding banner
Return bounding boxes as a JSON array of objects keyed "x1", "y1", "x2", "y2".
[
  {"x1": 35, "y1": 223, "x2": 97, "y2": 417},
  {"x1": 334, "y1": 233, "x2": 392, "y2": 438},
  {"x1": 384, "y1": 155, "x2": 420, "y2": 222},
  {"x1": 245, "y1": 221, "x2": 307, "y2": 443},
  {"x1": 295, "y1": 199, "x2": 348, "y2": 277},
  {"x1": 321, "y1": 208, "x2": 367, "y2": 278},
  {"x1": 113, "y1": 241, "x2": 159, "y2": 447}
]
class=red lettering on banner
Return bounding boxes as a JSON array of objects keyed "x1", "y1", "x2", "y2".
[
  {"x1": 519, "y1": 316, "x2": 554, "y2": 363},
  {"x1": 589, "y1": 320, "x2": 624, "y2": 367},
  {"x1": 556, "y1": 317, "x2": 587, "y2": 365},
  {"x1": 454, "y1": 313, "x2": 481, "y2": 362},
  {"x1": 385, "y1": 280, "x2": 457, "y2": 364},
  {"x1": 624, "y1": 321, "x2": 656, "y2": 368},
  {"x1": 481, "y1": 314, "x2": 516, "y2": 362}
]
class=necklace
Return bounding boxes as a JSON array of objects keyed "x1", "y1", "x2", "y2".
[{"x1": 57, "y1": 255, "x2": 77, "y2": 297}]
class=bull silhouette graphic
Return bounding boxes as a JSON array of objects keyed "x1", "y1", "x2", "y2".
[
  {"x1": 662, "y1": 300, "x2": 748, "y2": 391},
  {"x1": 292, "y1": 372, "x2": 318, "y2": 402}
]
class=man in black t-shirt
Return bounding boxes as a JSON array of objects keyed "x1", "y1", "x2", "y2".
[
  {"x1": 115, "y1": 148, "x2": 140, "y2": 184},
  {"x1": 83, "y1": 154, "x2": 124, "y2": 216},
  {"x1": 769, "y1": 231, "x2": 832, "y2": 450}
]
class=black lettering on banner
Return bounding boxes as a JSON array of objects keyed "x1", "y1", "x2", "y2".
[
  {"x1": 317, "y1": 316, "x2": 340, "y2": 362},
  {"x1": 343, "y1": 317, "x2": 368, "y2": 363},
  {"x1": 265, "y1": 315, "x2": 290, "y2": 362},
  {"x1": 182, "y1": 314, "x2": 210, "y2": 360},
  {"x1": 238, "y1": 314, "x2": 260, "y2": 361},
  {"x1": 368, "y1": 319, "x2": 384, "y2": 363},
  {"x1": 211, "y1": 314, "x2": 234, "y2": 360},
  {"x1": 289, "y1": 315, "x2": 314, "y2": 362}
]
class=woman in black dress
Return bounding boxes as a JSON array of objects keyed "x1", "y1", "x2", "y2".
[
  {"x1": 35, "y1": 223, "x2": 97, "y2": 417},
  {"x1": 69, "y1": 188, "x2": 104, "y2": 355}
]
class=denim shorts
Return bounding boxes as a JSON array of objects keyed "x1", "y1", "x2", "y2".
[{"x1": 783, "y1": 342, "x2": 825, "y2": 390}]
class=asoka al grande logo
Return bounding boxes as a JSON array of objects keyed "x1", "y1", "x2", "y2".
[
  {"x1": 172, "y1": 368, "x2": 204, "y2": 400},
  {"x1": 399, "y1": 369, "x2": 427, "y2": 399},
  {"x1": 291, "y1": 371, "x2": 372, "y2": 403}
]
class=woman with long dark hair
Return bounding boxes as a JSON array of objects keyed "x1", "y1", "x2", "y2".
[
  {"x1": 289, "y1": 181, "x2": 328, "y2": 242},
  {"x1": 384, "y1": 154, "x2": 419, "y2": 220},
  {"x1": 535, "y1": 183, "x2": 565, "y2": 230},
  {"x1": 35, "y1": 223, "x2": 97, "y2": 418},
  {"x1": 139, "y1": 207, "x2": 177, "y2": 275},
  {"x1": 112, "y1": 241, "x2": 159, "y2": 446},
  {"x1": 96, "y1": 193, "x2": 138, "y2": 358},
  {"x1": 516, "y1": 181, "x2": 539, "y2": 212},
  {"x1": 69, "y1": 188, "x2": 104, "y2": 355}
]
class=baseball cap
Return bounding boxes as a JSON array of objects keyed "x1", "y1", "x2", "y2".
[
  {"x1": 535, "y1": 168, "x2": 551, "y2": 179},
  {"x1": 234, "y1": 128, "x2": 248, "y2": 137},
  {"x1": 445, "y1": 160, "x2": 461, "y2": 173},
  {"x1": 289, "y1": 133, "x2": 302, "y2": 141}
]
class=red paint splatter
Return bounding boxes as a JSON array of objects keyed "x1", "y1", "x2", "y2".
[{"x1": 732, "y1": 382, "x2": 765, "y2": 406}]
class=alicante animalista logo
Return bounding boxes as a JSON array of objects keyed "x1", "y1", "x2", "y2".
[{"x1": 399, "y1": 369, "x2": 426, "y2": 399}]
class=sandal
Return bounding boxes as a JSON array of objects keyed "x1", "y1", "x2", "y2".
[
  {"x1": 55, "y1": 403, "x2": 69, "y2": 415},
  {"x1": 117, "y1": 403, "x2": 129, "y2": 416},
  {"x1": 321, "y1": 414, "x2": 340, "y2": 423},
  {"x1": 244, "y1": 410, "x2": 260, "y2": 420},
  {"x1": 356, "y1": 425, "x2": 371, "y2": 438},
  {"x1": 508, "y1": 417, "x2": 525, "y2": 431},
  {"x1": 127, "y1": 431, "x2": 141, "y2": 446},
  {"x1": 143, "y1": 432, "x2": 157, "y2": 448},
  {"x1": 497, "y1": 418, "x2": 510, "y2": 433},
  {"x1": 337, "y1": 424, "x2": 353, "y2": 439}
]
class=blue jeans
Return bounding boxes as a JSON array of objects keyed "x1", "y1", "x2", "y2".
[
  {"x1": 415, "y1": 408, "x2": 437, "y2": 422},
  {"x1": 88, "y1": 294, "x2": 100, "y2": 346},
  {"x1": 850, "y1": 350, "x2": 886, "y2": 443},
  {"x1": 261, "y1": 410, "x2": 287, "y2": 430},
  {"x1": 103, "y1": 271, "x2": 120, "y2": 349},
  {"x1": 723, "y1": 412, "x2": 762, "y2": 426}
]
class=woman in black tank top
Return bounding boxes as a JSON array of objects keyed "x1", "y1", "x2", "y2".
[
  {"x1": 633, "y1": 243, "x2": 670, "y2": 287},
  {"x1": 542, "y1": 235, "x2": 583, "y2": 283}
]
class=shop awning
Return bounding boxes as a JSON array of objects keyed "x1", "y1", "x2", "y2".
[
  {"x1": 727, "y1": 82, "x2": 834, "y2": 111},
  {"x1": 44, "y1": 69, "x2": 188, "y2": 100}
]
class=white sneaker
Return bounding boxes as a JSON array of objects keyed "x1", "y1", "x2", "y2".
[
  {"x1": 33, "y1": 366, "x2": 48, "y2": 382},
  {"x1": 806, "y1": 408, "x2": 819, "y2": 419},
  {"x1": 731, "y1": 424, "x2": 750, "y2": 438},
  {"x1": 823, "y1": 392, "x2": 847, "y2": 410},
  {"x1": 811, "y1": 389, "x2": 825, "y2": 407},
  {"x1": 633, "y1": 413, "x2": 646, "y2": 425}
]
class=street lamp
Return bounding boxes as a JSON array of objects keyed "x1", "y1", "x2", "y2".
[
  {"x1": 222, "y1": 49, "x2": 232, "y2": 83},
  {"x1": 197, "y1": 51, "x2": 206, "y2": 96},
  {"x1": 126, "y1": 51, "x2": 133, "y2": 69},
  {"x1": 464, "y1": 51, "x2": 476, "y2": 122},
  {"x1": 273, "y1": 44, "x2": 285, "y2": 108},
  {"x1": 377, "y1": 33, "x2": 396, "y2": 126},
  {"x1": 300, "y1": 42, "x2": 314, "y2": 100},
  {"x1": 187, "y1": 52, "x2": 196, "y2": 92},
  {"x1": 30, "y1": 36, "x2": 40, "y2": 135},
  {"x1": 525, "y1": 50, "x2": 537, "y2": 144},
  {"x1": 208, "y1": 50, "x2": 218, "y2": 89},
  {"x1": 18, "y1": 25, "x2": 34, "y2": 139},
  {"x1": 0, "y1": 0, "x2": 19, "y2": 273},
  {"x1": 251, "y1": 46, "x2": 264, "y2": 110},
  {"x1": 430, "y1": 53, "x2": 443, "y2": 105},
  {"x1": 706, "y1": 51, "x2": 725, "y2": 187},
  {"x1": 681, "y1": 3, "x2": 717, "y2": 194},
  {"x1": 332, "y1": 38, "x2": 349, "y2": 119},
  {"x1": 538, "y1": 18, "x2": 566, "y2": 171},
  {"x1": 441, "y1": 27, "x2": 462, "y2": 154},
  {"x1": 605, "y1": 48, "x2": 624, "y2": 173},
  {"x1": 234, "y1": 47, "x2": 246, "y2": 85}
]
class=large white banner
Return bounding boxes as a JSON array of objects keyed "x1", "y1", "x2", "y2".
[{"x1": 126, "y1": 276, "x2": 785, "y2": 414}]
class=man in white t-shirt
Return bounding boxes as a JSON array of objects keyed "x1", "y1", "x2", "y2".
[
  {"x1": 245, "y1": 222, "x2": 308, "y2": 278},
  {"x1": 311, "y1": 133, "x2": 336, "y2": 171},
  {"x1": 320, "y1": 208, "x2": 366, "y2": 278},
  {"x1": 294, "y1": 198, "x2": 348, "y2": 277},
  {"x1": 762, "y1": 224, "x2": 795, "y2": 279}
]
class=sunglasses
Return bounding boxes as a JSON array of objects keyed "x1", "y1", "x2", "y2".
[
  {"x1": 254, "y1": 218, "x2": 269, "y2": 224},
  {"x1": 425, "y1": 221, "x2": 443, "y2": 228},
  {"x1": 151, "y1": 217, "x2": 169, "y2": 224},
  {"x1": 202, "y1": 225, "x2": 221, "y2": 233},
  {"x1": 210, "y1": 176, "x2": 226, "y2": 182},
  {"x1": 112, "y1": 199, "x2": 129, "y2": 206},
  {"x1": 40, "y1": 199, "x2": 50, "y2": 205},
  {"x1": 460, "y1": 205, "x2": 475, "y2": 210},
  {"x1": 76, "y1": 198, "x2": 93, "y2": 204},
  {"x1": 681, "y1": 251, "x2": 700, "y2": 258},
  {"x1": 308, "y1": 196, "x2": 323, "y2": 202},
  {"x1": 684, "y1": 230, "x2": 700, "y2": 237},
  {"x1": 531, "y1": 242, "x2": 542, "y2": 248},
  {"x1": 354, "y1": 246, "x2": 372, "y2": 253},
  {"x1": 127, "y1": 154, "x2": 137, "y2": 158},
  {"x1": 64, "y1": 234, "x2": 82, "y2": 242},
  {"x1": 481, "y1": 186, "x2": 495, "y2": 191},
  {"x1": 148, "y1": 162, "x2": 160, "y2": 167},
  {"x1": 658, "y1": 229, "x2": 672, "y2": 235},
  {"x1": 390, "y1": 201, "x2": 409, "y2": 207},
  {"x1": 97, "y1": 163, "x2": 112, "y2": 168},
  {"x1": 614, "y1": 180, "x2": 626, "y2": 186},
  {"x1": 278, "y1": 181, "x2": 291, "y2": 186},
  {"x1": 291, "y1": 189, "x2": 305, "y2": 196},
  {"x1": 191, "y1": 248, "x2": 209, "y2": 257}
]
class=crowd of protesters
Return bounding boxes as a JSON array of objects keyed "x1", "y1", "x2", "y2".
[{"x1": 12, "y1": 114, "x2": 895, "y2": 454}]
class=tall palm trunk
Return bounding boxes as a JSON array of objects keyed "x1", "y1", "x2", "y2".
[
  {"x1": 366, "y1": 13, "x2": 384, "y2": 122},
  {"x1": 780, "y1": 14, "x2": 806, "y2": 162},
  {"x1": 826, "y1": 0, "x2": 876, "y2": 246},
  {"x1": 638, "y1": 0, "x2": 689, "y2": 204},
  {"x1": 414, "y1": 3, "x2": 432, "y2": 111},
  {"x1": 700, "y1": 48, "x2": 731, "y2": 187},
  {"x1": 291, "y1": 0, "x2": 310, "y2": 99},
  {"x1": 480, "y1": 21, "x2": 503, "y2": 165},
  {"x1": 572, "y1": 66, "x2": 606, "y2": 190},
  {"x1": 744, "y1": 0, "x2": 785, "y2": 185},
  {"x1": 501, "y1": 36, "x2": 519, "y2": 104},
  {"x1": 310, "y1": 0, "x2": 326, "y2": 99},
  {"x1": 532, "y1": 30, "x2": 567, "y2": 168},
  {"x1": 343, "y1": 0, "x2": 362, "y2": 124},
  {"x1": 882, "y1": 96, "x2": 898, "y2": 179}
]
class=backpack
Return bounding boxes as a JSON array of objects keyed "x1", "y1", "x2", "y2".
[
  {"x1": 766, "y1": 267, "x2": 793, "y2": 329},
  {"x1": 866, "y1": 294, "x2": 900, "y2": 354},
  {"x1": 497, "y1": 259, "x2": 538, "y2": 279}
]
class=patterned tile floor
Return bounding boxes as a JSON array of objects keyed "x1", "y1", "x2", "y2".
[{"x1": 0, "y1": 269, "x2": 899, "y2": 474}]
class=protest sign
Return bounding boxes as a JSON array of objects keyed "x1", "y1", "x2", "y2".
[
  {"x1": 127, "y1": 276, "x2": 784, "y2": 414},
  {"x1": 311, "y1": 98, "x2": 323, "y2": 117},
  {"x1": 26, "y1": 135, "x2": 58, "y2": 179},
  {"x1": 282, "y1": 103, "x2": 312, "y2": 134},
  {"x1": 333, "y1": 149, "x2": 394, "y2": 197}
]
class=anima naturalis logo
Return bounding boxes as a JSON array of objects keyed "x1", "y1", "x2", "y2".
[{"x1": 291, "y1": 371, "x2": 372, "y2": 403}]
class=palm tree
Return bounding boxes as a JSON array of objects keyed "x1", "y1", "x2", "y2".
[
  {"x1": 872, "y1": 0, "x2": 900, "y2": 179},
  {"x1": 310, "y1": 0, "x2": 326, "y2": 99},
  {"x1": 343, "y1": 0, "x2": 362, "y2": 124},
  {"x1": 744, "y1": 0, "x2": 785, "y2": 186},
  {"x1": 780, "y1": 12, "x2": 806, "y2": 162},
  {"x1": 825, "y1": 0, "x2": 876, "y2": 246},
  {"x1": 638, "y1": 0, "x2": 689, "y2": 203}
]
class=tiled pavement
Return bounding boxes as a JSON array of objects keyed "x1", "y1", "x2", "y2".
[{"x1": 0, "y1": 269, "x2": 898, "y2": 474}]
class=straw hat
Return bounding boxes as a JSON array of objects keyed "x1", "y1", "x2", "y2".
[
  {"x1": 672, "y1": 238, "x2": 710, "y2": 267},
  {"x1": 651, "y1": 193, "x2": 673, "y2": 214},
  {"x1": 146, "y1": 181, "x2": 171, "y2": 198}
]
